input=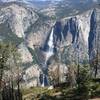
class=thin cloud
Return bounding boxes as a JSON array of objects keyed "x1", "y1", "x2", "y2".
[{"x1": 92, "y1": 0, "x2": 98, "y2": 2}]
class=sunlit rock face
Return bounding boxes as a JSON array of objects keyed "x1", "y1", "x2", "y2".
[
  {"x1": 63, "y1": 17, "x2": 79, "y2": 44},
  {"x1": 18, "y1": 43, "x2": 33, "y2": 63},
  {"x1": 22, "y1": 65, "x2": 41, "y2": 87},
  {"x1": 0, "y1": 3, "x2": 38, "y2": 38},
  {"x1": 48, "y1": 62, "x2": 68, "y2": 83},
  {"x1": 0, "y1": 2, "x2": 39, "y2": 66},
  {"x1": 77, "y1": 11, "x2": 91, "y2": 46}
]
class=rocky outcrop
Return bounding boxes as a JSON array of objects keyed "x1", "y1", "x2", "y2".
[
  {"x1": 0, "y1": 3, "x2": 39, "y2": 37},
  {"x1": 22, "y1": 64, "x2": 41, "y2": 87},
  {"x1": 0, "y1": 2, "x2": 39, "y2": 63},
  {"x1": 18, "y1": 43, "x2": 33, "y2": 63}
]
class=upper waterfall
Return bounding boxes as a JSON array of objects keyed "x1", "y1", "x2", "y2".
[{"x1": 46, "y1": 27, "x2": 54, "y2": 61}]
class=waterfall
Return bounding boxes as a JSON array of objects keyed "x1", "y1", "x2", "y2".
[
  {"x1": 41, "y1": 74, "x2": 45, "y2": 87},
  {"x1": 40, "y1": 27, "x2": 55, "y2": 87},
  {"x1": 45, "y1": 27, "x2": 54, "y2": 62},
  {"x1": 41, "y1": 74, "x2": 48, "y2": 87},
  {"x1": 48, "y1": 27, "x2": 54, "y2": 48}
]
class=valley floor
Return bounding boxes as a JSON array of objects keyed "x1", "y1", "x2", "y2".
[
  {"x1": 90, "y1": 98, "x2": 100, "y2": 100},
  {"x1": 22, "y1": 84, "x2": 100, "y2": 100}
]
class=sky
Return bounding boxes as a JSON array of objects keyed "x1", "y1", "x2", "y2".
[
  {"x1": 35, "y1": 0, "x2": 98, "y2": 2},
  {"x1": 1, "y1": 0, "x2": 62, "y2": 2},
  {"x1": 26, "y1": 0, "x2": 99, "y2": 3},
  {"x1": 1, "y1": 0, "x2": 99, "y2": 3},
  {"x1": 26, "y1": 0, "x2": 61, "y2": 1}
]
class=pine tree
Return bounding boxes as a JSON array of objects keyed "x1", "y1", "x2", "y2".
[{"x1": 0, "y1": 42, "x2": 22, "y2": 100}]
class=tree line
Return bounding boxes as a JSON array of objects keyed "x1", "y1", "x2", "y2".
[{"x1": 0, "y1": 42, "x2": 22, "y2": 100}]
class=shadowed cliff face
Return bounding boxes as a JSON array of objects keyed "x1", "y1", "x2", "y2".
[
  {"x1": 63, "y1": 17, "x2": 79, "y2": 44},
  {"x1": 88, "y1": 9, "x2": 97, "y2": 60},
  {"x1": 53, "y1": 21, "x2": 62, "y2": 42}
]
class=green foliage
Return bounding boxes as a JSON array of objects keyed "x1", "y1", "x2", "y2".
[
  {"x1": 75, "y1": 65, "x2": 91, "y2": 99},
  {"x1": 0, "y1": 42, "x2": 11, "y2": 99},
  {"x1": 0, "y1": 42, "x2": 10, "y2": 69},
  {"x1": 89, "y1": 80, "x2": 100, "y2": 98},
  {"x1": 76, "y1": 65, "x2": 90, "y2": 86},
  {"x1": 50, "y1": 15, "x2": 57, "y2": 20},
  {"x1": 0, "y1": 42, "x2": 13, "y2": 82},
  {"x1": 0, "y1": 42, "x2": 22, "y2": 100},
  {"x1": 90, "y1": 53, "x2": 100, "y2": 78},
  {"x1": 27, "y1": 47, "x2": 38, "y2": 64},
  {"x1": 0, "y1": 42, "x2": 21, "y2": 84},
  {"x1": 61, "y1": 46, "x2": 78, "y2": 65}
]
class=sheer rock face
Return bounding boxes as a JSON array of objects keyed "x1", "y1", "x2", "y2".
[
  {"x1": 88, "y1": 8, "x2": 100, "y2": 60},
  {"x1": 40, "y1": 7, "x2": 100, "y2": 78},
  {"x1": 41, "y1": 10, "x2": 93, "y2": 64},
  {"x1": 18, "y1": 43, "x2": 33, "y2": 63},
  {"x1": 88, "y1": 9, "x2": 97, "y2": 60},
  {"x1": 0, "y1": 2, "x2": 39, "y2": 63},
  {"x1": 22, "y1": 65, "x2": 41, "y2": 87},
  {"x1": 88, "y1": 7, "x2": 100, "y2": 78},
  {"x1": 26, "y1": 6, "x2": 100, "y2": 84},
  {"x1": 0, "y1": 3, "x2": 39, "y2": 38}
]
